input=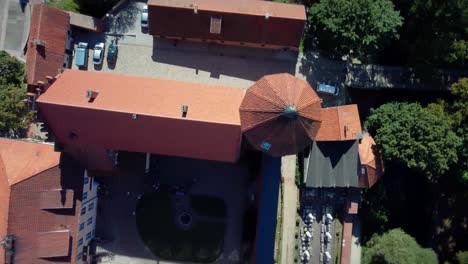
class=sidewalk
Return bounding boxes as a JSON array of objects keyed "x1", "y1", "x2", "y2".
[{"x1": 280, "y1": 155, "x2": 298, "y2": 264}]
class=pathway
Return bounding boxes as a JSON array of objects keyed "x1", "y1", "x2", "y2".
[{"x1": 280, "y1": 155, "x2": 298, "y2": 264}]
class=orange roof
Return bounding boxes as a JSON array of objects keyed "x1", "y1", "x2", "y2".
[
  {"x1": 316, "y1": 104, "x2": 362, "y2": 141},
  {"x1": 37, "y1": 70, "x2": 244, "y2": 125},
  {"x1": 358, "y1": 135, "x2": 384, "y2": 188},
  {"x1": 148, "y1": 0, "x2": 306, "y2": 20},
  {"x1": 26, "y1": 4, "x2": 69, "y2": 85},
  {"x1": 0, "y1": 138, "x2": 60, "y2": 186}
]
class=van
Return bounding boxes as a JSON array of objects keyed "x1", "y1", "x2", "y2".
[
  {"x1": 317, "y1": 83, "x2": 339, "y2": 96},
  {"x1": 75, "y1": 42, "x2": 89, "y2": 68}
]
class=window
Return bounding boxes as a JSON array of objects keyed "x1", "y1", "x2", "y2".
[
  {"x1": 81, "y1": 206, "x2": 86, "y2": 215},
  {"x1": 83, "y1": 192, "x2": 87, "y2": 200},
  {"x1": 78, "y1": 238, "x2": 83, "y2": 247},
  {"x1": 92, "y1": 229, "x2": 95, "y2": 236},
  {"x1": 76, "y1": 251, "x2": 82, "y2": 261},
  {"x1": 84, "y1": 177, "x2": 89, "y2": 184},
  {"x1": 86, "y1": 232, "x2": 92, "y2": 241},
  {"x1": 79, "y1": 222, "x2": 85, "y2": 231},
  {"x1": 88, "y1": 202, "x2": 94, "y2": 211},
  {"x1": 210, "y1": 17, "x2": 222, "y2": 34},
  {"x1": 260, "y1": 141, "x2": 272, "y2": 151},
  {"x1": 87, "y1": 217, "x2": 93, "y2": 226}
]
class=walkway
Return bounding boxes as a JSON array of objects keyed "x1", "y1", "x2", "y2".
[
  {"x1": 280, "y1": 155, "x2": 298, "y2": 264},
  {"x1": 0, "y1": 0, "x2": 32, "y2": 60}
]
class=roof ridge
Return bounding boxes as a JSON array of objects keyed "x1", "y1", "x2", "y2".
[{"x1": 29, "y1": 4, "x2": 43, "y2": 85}]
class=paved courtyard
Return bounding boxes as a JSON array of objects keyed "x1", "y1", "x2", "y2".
[{"x1": 94, "y1": 153, "x2": 251, "y2": 264}]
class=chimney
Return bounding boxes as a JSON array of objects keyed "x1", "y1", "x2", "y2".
[
  {"x1": 265, "y1": 13, "x2": 270, "y2": 20},
  {"x1": 344, "y1": 125, "x2": 349, "y2": 138},
  {"x1": 194, "y1": 5, "x2": 198, "y2": 14},
  {"x1": 86, "y1": 90, "x2": 99, "y2": 102},
  {"x1": 182, "y1": 104, "x2": 188, "y2": 117}
]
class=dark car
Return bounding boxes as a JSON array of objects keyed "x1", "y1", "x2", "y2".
[{"x1": 107, "y1": 43, "x2": 118, "y2": 64}]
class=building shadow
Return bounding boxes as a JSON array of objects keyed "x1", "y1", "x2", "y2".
[{"x1": 151, "y1": 38, "x2": 298, "y2": 82}]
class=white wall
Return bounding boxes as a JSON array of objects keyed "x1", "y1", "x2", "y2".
[{"x1": 75, "y1": 170, "x2": 99, "y2": 263}]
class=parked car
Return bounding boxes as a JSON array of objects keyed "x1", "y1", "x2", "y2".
[
  {"x1": 141, "y1": 4, "x2": 148, "y2": 29},
  {"x1": 75, "y1": 42, "x2": 88, "y2": 68},
  {"x1": 317, "y1": 83, "x2": 339, "y2": 96},
  {"x1": 93, "y1": 42, "x2": 105, "y2": 65},
  {"x1": 107, "y1": 43, "x2": 118, "y2": 64}
]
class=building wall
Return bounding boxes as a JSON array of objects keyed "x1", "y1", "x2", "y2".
[
  {"x1": 8, "y1": 158, "x2": 84, "y2": 264},
  {"x1": 75, "y1": 170, "x2": 98, "y2": 263},
  {"x1": 0, "y1": 158, "x2": 10, "y2": 263},
  {"x1": 148, "y1": 5, "x2": 305, "y2": 49}
]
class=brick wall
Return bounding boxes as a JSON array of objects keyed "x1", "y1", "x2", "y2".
[{"x1": 8, "y1": 153, "x2": 84, "y2": 264}]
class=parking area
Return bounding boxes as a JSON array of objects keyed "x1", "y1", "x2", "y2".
[{"x1": 69, "y1": 1, "x2": 298, "y2": 89}]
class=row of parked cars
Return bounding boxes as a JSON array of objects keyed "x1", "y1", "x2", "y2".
[{"x1": 75, "y1": 42, "x2": 119, "y2": 68}]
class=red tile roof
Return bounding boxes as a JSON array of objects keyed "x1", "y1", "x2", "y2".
[
  {"x1": 0, "y1": 138, "x2": 60, "y2": 186},
  {"x1": 37, "y1": 230, "x2": 71, "y2": 258},
  {"x1": 37, "y1": 70, "x2": 245, "y2": 162},
  {"x1": 316, "y1": 105, "x2": 362, "y2": 141},
  {"x1": 26, "y1": 4, "x2": 69, "y2": 85},
  {"x1": 149, "y1": 0, "x2": 306, "y2": 19},
  {"x1": 240, "y1": 73, "x2": 322, "y2": 156},
  {"x1": 358, "y1": 135, "x2": 384, "y2": 188},
  {"x1": 148, "y1": 0, "x2": 306, "y2": 48}
]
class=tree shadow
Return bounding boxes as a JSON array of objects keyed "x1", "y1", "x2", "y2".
[{"x1": 105, "y1": 1, "x2": 140, "y2": 34}]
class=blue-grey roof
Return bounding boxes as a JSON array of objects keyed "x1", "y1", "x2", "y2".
[
  {"x1": 304, "y1": 140, "x2": 360, "y2": 187},
  {"x1": 255, "y1": 155, "x2": 281, "y2": 263}
]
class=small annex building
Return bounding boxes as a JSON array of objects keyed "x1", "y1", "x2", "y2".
[
  {"x1": 0, "y1": 138, "x2": 85, "y2": 264},
  {"x1": 147, "y1": 0, "x2": 306, "y2": 50},
  {"x1": 25, "y1": 4, "x2": 71, "y2": 93}
]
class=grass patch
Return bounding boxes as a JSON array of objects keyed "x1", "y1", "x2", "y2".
[
  {"x1": 47, "y1": 0, "x2": 79, "y2": 12},
  {"x1": 136, "y1": 192, "x2": 225, "y2": 263},
  {"x1": 190, "y1": 195, "x2": 226, "y2": 218},
  {"x1": 274, "y1": 183, "x2": 283, "y2": 263}
]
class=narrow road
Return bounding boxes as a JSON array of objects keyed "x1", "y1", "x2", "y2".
[{"x1": 280, "y1": 155, "x2": 298, "y2": 264}]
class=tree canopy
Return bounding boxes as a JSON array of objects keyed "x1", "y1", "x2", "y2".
[
  {"x1": 379, "y1": 0, "x2": 468, "y2": 67},
  {"x1": 0, "y1": 51, "x2": 24, "y2": 85},
  {"x1": 365, "y1": 102, "x2": 461, "y2": 180},
  {"x1": 427, "y1": 78, "x2": 468, "y2": 182},
  {"x1": 0, "y1": 52, "x2": 33, "y2": 136},
  {"x1": 363, "y1": 228, "x2": 438, "y2": 264},
  {"x1": 308, "y1": 0, "x2": 403, "y2": 59}
]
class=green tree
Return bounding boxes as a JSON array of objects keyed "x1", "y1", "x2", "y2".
[
  {"x1": 0, "y1": 51, "x2": 24, "y2": 85},
  {"x1": 0, "y1": 84, "x2": 34, "y2": 136},
  {"x1": 309, "y1": 0, "x2": 403, "y2": 59},
  {"x1": 365, "y1": 102, "x2": 461, "y2": 180},
  {"x1": 427, "y1": 78, "x2": 468, "y2": 182},
  {"x1": 381, "y1": 0, "x2": 468, "y2": 67},
  {"x1": 456, "y1": 251, "x2": 468, "y2": 264},
  {"x1": 363, "y1": 229, "x2": 438, "y2": 264}
]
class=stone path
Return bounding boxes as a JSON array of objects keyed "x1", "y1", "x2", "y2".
[{"x1": 280, "y1": 155, "x2": 298, "y2": 264}]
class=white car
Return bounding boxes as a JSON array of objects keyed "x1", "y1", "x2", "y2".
[
  {"x1": 93, "y1": 42, "x2": 105, "y2": 65},
  {"x1": 141, "y1": 4, "x2": 148, "y2": 29}
]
